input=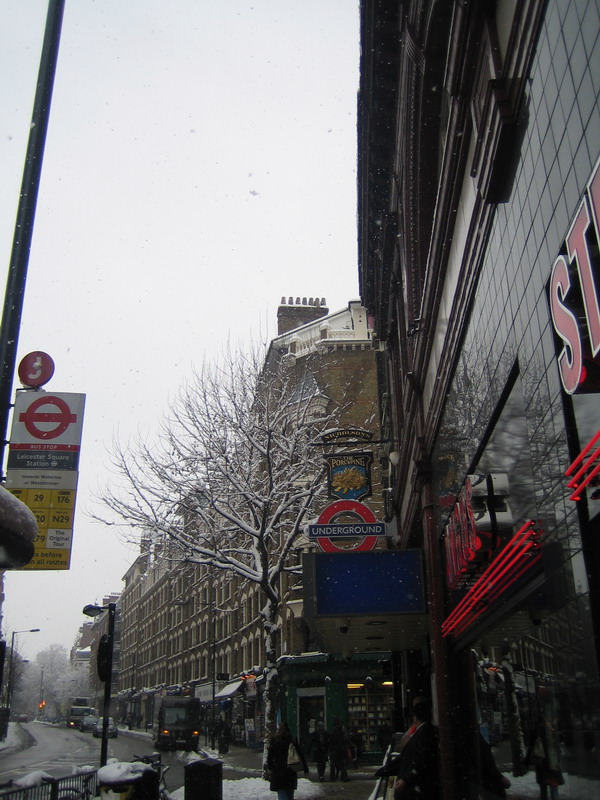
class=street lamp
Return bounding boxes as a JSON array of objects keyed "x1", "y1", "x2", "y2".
[
  {"x1": 6, "y1": 629, "x2": 40, "y2": 720},
  {"x1": 83, "y1": 603, "x2": 115, "y2": 767}
]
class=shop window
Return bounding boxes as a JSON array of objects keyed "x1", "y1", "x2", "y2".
[{"x1": 346, "y1": 681, "x2": 393, "y2": 753}]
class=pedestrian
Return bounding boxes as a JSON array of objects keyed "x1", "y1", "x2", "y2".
[
  {"x1": 266, "y1": 721, "x2": 308, "y2": 800},
  {"x1": 378, "y1": 721, "x2": 393, "y2": 752},
  {"x1": 375, "y1": 697, "x2": 440, "y2": 799},
  {"x1": 328, "y1": 717, "x2": 350, "y2": 782},
  {"x1": 309, "y1": 720, "x2": 329, "y2": 781},
  {"x1": 479, "y1": 733, "x2": 511, "y2": 800},
  {"x1": 527, "y1": 717, "x2": 564, "y2": 800},
  {"x1": 218, "y1": 720, "x2": 230, "y2": 754}
]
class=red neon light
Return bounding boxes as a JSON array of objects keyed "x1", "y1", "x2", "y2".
[
  {"x1": 444, "y1": 477, "x2": 498, "y2": 590},
  {"x1": 565, "y1": 430, "x2": 600, "y2": 500},
  {"x1": 443, "y1": 535, "x2": 535, "y2": 636},
  {"x1": 442, "y1": 521, "x2": 540, "y2": 638}
]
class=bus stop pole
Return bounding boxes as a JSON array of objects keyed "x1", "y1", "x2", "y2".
[{"x1": 0, "y1": 0, "x2": 65, "y2": 477}]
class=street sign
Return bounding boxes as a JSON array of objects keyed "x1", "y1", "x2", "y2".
[
  {"x1": 18, "y1": 394, "x2": 77, "y2": 439},
  {"x1": 6, "y1": 391, "x2": 85, "y2": 570},
  {"x1": 18, "y1": 351, "x2": 55, "y2": 388},
  {"x1": 309, "y1": 499, "x2": 383, "y2": 552}
]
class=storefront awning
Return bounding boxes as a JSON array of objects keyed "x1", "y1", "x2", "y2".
[{"x1": 215, "y1": 680, "x2": 243, "y2": 699}]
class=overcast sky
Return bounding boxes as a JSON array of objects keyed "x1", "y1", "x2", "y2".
[{"x1": 0, "y1": 0, "x2": 360, "y2": 660}]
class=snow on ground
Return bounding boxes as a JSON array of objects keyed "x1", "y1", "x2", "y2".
[
  {"x1": 168, "y1": 771, "x2": 598, "y2": 800},
  {"x1": 170, "y1": 776, "x2": 354, "y2": 800},
  {"x1": 0, "y1": 723, "x2": 25, "y2": 752},
  {"x1": 3, "y1": 725, "x2": 597, "y2": 800}
]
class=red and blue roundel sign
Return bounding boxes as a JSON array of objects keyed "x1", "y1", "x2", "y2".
[{"x1": 308, "y1": 499, "x2": 384, "y2": 552}]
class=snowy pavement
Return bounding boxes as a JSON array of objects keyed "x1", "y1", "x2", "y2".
[
  {"x1": 0, "y1": 724, "x2": 31, "y2": 756},
  {"x1": 2, "y1": 724, "x2": 598, "y2": 800}
]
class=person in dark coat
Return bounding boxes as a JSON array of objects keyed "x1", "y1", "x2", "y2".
[
  {"x1": 526, "y1": 717, "x2": 564, "y2": 800},
  {"x1": 479, "y1": 734, "x2": 511, "y2": 800},
  {"x1": 375, "y1": 697, "x2": 440, "y2": 800},
  {"x1": 266, "y1": 722, "x2": 308, "y2": 800},
  {"x1": 309, "y1": 721, "x2": 329, "y2": 781},
  {"x1": 328, "y1": 717, "x2": 350, "y2": 781}
]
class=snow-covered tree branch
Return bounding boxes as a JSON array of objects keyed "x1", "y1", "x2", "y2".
[{"x1": 94, "y1": 343, "x2": 338, "y2": 754}]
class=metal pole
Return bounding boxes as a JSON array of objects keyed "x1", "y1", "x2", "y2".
[
  {"x1": 211, "y1": 588, "x2": 216, "y2": 749},
  {"x1": 6, "y1": 628, "x2": 39, "y2": 719},
  {"x1": 100, "y1": 604, "x2": 116, "y2": 767},
  {"x1": 38, "y1": 667, "x2": 44, "y2": 716},
  {"x1": 5, "y1": 633, "x2": 17, "y2": 716},
  {"x1": 0, "y1": 0, "x2": 65, "y2": 478}
]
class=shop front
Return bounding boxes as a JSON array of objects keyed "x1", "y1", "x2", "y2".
[
  {"x1": 193, "y1": 672, "x2": 264, "y2": 748},
  {"x1": 278, "y1": 652, "x2": 395, "y2": 762},
  {"x1": 432, "y1": 92, "x2": 600, "y2": 800}
]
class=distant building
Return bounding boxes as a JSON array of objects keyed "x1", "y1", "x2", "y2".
[{"x1": 116, "y1": 298, "x2": 392, "y2": 753}]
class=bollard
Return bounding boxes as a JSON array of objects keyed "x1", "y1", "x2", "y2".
[{"x1": 184, "y1": 758, "x2": 223, "y2": 800}]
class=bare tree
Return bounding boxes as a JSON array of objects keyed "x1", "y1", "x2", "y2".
[{"x1": 96, "y1": 343, "x2": 334, "y2": 759}]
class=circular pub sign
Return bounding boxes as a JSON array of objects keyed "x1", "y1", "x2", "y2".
[
  {"x1": 18, "y1": 351, "x2": 55, "y2": 388},
  {"x1": 309, "y1": 499, "x2": 384, "y2": 553}
]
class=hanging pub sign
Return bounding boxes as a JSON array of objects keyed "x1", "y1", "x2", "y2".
[
  {"x1": 320, "y1": 427, "x2": 373, "y2": 444},
  {"x1": 325, "y1": 452, "x2": 373, "y2": 500},
  {"x1": 548, "y1": 155, "x2": 600, "y2": 395}
]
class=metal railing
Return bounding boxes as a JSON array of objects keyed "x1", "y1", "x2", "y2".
[
  {"x1": 0, "y1": 771, "x2": 97, "y2": 800},
  {"x1": 372, "y1": 733, "x2": 405, "y2": 800}
]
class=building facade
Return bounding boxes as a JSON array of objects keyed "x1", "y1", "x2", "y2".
[
  {"x1": 116, "y1": 298, "x2": 390, "y2": 751},
  {"x1": 359, "y1": 1, "x2": 599, "y2": 798}
]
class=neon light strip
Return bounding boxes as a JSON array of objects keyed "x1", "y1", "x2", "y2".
[
  {"x1": 442, "y1": 521, "x2": 539, "y2": 637},
  {"x1": 565, "y1": 430, "x2": 600, "y2": 500},
  {"x1": 566, "y1": 450, "x2": 600, "y2": 500},
  {"x1": 443, "y1": 522, "x2": 535, "y2": 629},
  {"x1": 443, "y1": 544, "x2": 539, "y2": 637},
  {"x1": 567, "y1": 449, "x2": 600, "y2": 489},
  {"x1": 565, "y1": 430, "x2": 600, "y2": 477},
  {"x1": 569, "y1": 461, "x2": 600, "y2": 500},
  {"x1": 443, "y1": 544, "x2": 540, "y2": 637},
  {"x1": 449, "y1": 550, "x2": 541, "y2": 637},
  {"x1": 443, "y1": 526, "x2": 538, "y2": 635}
]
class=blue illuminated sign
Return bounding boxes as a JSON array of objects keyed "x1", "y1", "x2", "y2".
[{"x1": 311, "y1": 550, "x2": 425, "y2": 616}]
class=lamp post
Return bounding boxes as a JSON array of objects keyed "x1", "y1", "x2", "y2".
[
  {"x1": 211, "y1": 587, "x2": 217, "y2": 750},
  {"x1": 6, "y1": 628, "x2": 40, "y2": 719},
  {"x1": 83, "y1": 603, "x2": 115, "y2": 767}
]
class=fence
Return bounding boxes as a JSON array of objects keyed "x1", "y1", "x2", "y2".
[{"x1": 0, "y1": 771, "x2": 97, "y2": 800}]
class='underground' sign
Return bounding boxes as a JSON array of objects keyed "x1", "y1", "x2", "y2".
[{"x1": 309, "y1": 499, "x2": 384, "y2": 552}]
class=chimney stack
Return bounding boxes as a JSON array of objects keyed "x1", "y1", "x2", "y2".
[{"x1": 277, "y1": 296, "x2": 329, "y2": 335}]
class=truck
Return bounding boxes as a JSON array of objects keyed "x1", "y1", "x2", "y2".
[
  {"x1": 154, "y1": 696, "x2": 201, "y2": 751},
  {"x1": 65, "y1": 697, "x2": 95, "y2": 729}
]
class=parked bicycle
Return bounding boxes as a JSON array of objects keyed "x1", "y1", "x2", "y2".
[{"x1": 132, "y1": 753, "x2": 171, "y2": 800}]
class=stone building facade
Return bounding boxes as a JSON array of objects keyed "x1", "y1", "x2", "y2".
[{"x1": 115, "y1": 298, "x2": 387, "y2": 749}]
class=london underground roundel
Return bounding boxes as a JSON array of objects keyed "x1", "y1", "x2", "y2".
[{"x1": 308, "y1": 499, "x2": 384, "y2": 552}]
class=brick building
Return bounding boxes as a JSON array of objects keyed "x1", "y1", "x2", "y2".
[{"x1": 116, "y1": 297, "x2": 391, "y2": 752}]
